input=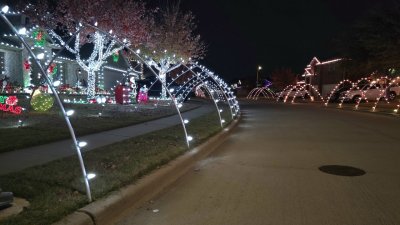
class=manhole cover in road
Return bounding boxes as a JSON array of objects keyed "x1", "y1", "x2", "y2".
[{"x1": 319, "y1": 165, "x2": 366, "y2": 177}]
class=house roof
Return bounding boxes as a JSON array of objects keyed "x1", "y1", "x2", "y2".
[{"x1": 303, "y1": 57, "x2": 343, "y2": 77}]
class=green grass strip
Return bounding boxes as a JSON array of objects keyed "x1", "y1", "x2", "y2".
[{"x1": 0, "y1": 111, "x2": 232, "y2": 225}]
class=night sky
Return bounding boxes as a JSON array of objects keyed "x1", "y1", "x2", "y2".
[
  {"x1": 175, "y1": 0, "x2": 390, "y2": 82},
  {"x1": 2, "y1": 0, "x2": 391, "y2": 83}
]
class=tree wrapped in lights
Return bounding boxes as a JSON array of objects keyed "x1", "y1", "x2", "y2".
[
  {"x1": 139, "y1": 3, "x2": 206, "y2": 99},
  {"x1": 22, "y1": 0, "x2": 151, "y2": 99}
]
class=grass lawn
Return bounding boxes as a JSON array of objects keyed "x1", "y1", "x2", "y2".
[
  {"x1": 0, "y1": 110, "x2": 233, "y2": 225},
  {"x1": 0, "y1": 100, "x2": 200, "y2": 153}
]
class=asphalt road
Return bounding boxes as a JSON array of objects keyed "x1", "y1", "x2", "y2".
[{"x1": 114, "y1": 101, "x2": 400, "y2": 225}]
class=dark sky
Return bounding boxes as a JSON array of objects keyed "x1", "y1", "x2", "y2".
[
  {"x1": 2, "y1": 0, "x2": 390, "y2": 83},
  {"x1": 176, "y1": 0, "x2": 389, "y2": 82}
]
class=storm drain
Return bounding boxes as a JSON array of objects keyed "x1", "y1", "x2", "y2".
[{"x1": 318, "y1": 165, "x2": 366, "y2": 177}]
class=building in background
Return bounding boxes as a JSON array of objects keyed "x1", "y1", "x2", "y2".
[
  {"x1": 0, "y1": 15, "x2": 141, "y2": 95},
  {"x1": 303, "y1": 57, "x2": 346, "y2": 97}
]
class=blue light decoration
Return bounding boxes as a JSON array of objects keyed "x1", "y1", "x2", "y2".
[{"x1": 263, "y1": 79, "x2": 272, "y2": 88}]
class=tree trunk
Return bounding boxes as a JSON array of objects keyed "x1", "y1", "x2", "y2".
[
  {"x1": 159, "y1": 71, "x2": 167, "y2": 99},
  {"x1": 87, "y1": 70, "x2": 96, "y2": 100}
]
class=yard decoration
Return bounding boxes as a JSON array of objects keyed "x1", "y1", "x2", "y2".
[
  {"x1": 23, "y1": 58, "x2": 32, "y2": 87},
  {"x1": 47, "y1": 63, "x2": 58, "y2": 76},
  {"x1": 32, "y1": 29, "x2": 46, "y2": 47},
  {"x1": 24, "y1": 0, "x2": 152, "y2": 100},
  {"x1": 112, "y1": 52, "x2": 119, "y2": 62},
  {"x1": 0, "y1": 95, "x2": 22, "y2": 114},
  {"x1": 141, "y1": 3, "x2": 205, "y2": 99},
  {"x1": 30, "y1": 90, "x2": 54, "y2": 112},
  {"x1": 137, "y1": 85, "x2": 149, "y2": 103},
  {"x1": 115, "y1": 84, "x2": 131, "y2": 104}
]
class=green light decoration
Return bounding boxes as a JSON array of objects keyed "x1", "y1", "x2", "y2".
[
  {"x1": 112, "y1": 52, "x2": 119, "y2": 62},
  {"x1": 31, "y1": 92, "x2": 54, "y2": 112},
  {"x1": 48, "y1": 63, "x2": 58, "y2": 76},
  {"x1": 32, "y1": 30, "x2": 46, "y2": 47}
]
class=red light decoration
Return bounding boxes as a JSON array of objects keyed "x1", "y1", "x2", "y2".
[
  {"x1": 115, "y1": 85, "x2": 131, "y2": 104},
  {"x1": 0, "y1": 95, "x2": 22, "y2": 114},
  {"x1": 47, "y1": 63, "x2": 58, "y2": 76},
  {"x1": 23, "y1": 59, "x2": 31, "y2": 71}
]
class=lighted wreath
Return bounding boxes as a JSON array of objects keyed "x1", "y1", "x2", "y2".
[
  {"x1": 32, "y1": 29, "x2": 46, "y2": 47},
  {"x1": 112, "y1": 52, "x2": 119, "y2": 62},
  {"x1": 48, "y1": 63, "x2": 58, "y2": 76}
]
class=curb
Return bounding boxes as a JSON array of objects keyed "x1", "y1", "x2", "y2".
[{"x1": 53, "y1": 116, "x2": 241, "y2": 225}]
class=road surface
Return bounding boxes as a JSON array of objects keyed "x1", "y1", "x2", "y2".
[{"x1": 115, "y1": 101, "x2": 400, "y2": 225}]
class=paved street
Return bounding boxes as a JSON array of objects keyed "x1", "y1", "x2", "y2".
[{"x1": 115, "y1": 101, "x2": 400, "y2": 225}]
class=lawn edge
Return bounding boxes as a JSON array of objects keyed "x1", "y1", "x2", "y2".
[{"x1": 53, "y1": 115, "x2": 242, "y2": 225}]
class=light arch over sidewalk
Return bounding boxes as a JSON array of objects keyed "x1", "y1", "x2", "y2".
[{"x1": 1, "y1": 7, "x2": 240, "y2": 203}]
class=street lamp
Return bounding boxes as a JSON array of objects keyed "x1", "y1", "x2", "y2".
[{"x1": 256, "y1": 66, "x2": 262, "y2": 87}]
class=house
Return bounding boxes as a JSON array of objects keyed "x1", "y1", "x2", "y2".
[
  {"x1": 303, "y1": 57, "x2": 347, "y2": 97},
  {"x1": 0, "y1": 14, "x2": 140, "y2": 95}
]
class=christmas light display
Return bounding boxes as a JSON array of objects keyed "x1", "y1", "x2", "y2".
[
  {"x1": 338, "y1": 77, "x2": 370, "y2": 108},
  {"x1": 277, "y1": 84, "x2": 323, "y2": 103},
  {"x1": 141, "y1": 5, "x2": 206, "y2": 99},
  {"x1": 353, "y1": 77, "x2": 390, "y2": 110},
  {"x1": 0, "y1": 54, "x2": 4, "y2": 76},
  {"x1": 47, "y1": 63, "x2": 58, "y2": 76},
  {"x1": 49, "y1": 29, "x2": 127, "y2": 100},
  {"x1": 137, "y1": 84, "x2": 149, "y2": 103},
  {"x1": 324, "y1": 79, "x2": 353, "y2": 106},
  {"x1": 30, "y1": 91, "x2": 54, "y2": 112},
  {"x1": 1, "y1": 5, "x2": 240, "y2": 203},
  {"x1": 32, "y1": 29, "x2": 46, "y2": 47},
  {"x1": 291, "y1": 84, "x2": 324, "y2": 103},
  {"x1": 115, "y1": 84, "x2": 132, "y2": 104},
  {"x1": 0, "y1": 95, "x2": 22, "y2": 114},
  {"x1": 112, "y1": 52, "x2": 120, "y2": 62},
  {"x1": 23, "y1": 58, "x2": 32, "y2": 88},
  {"x1": 1, "y1": 7, "x2": 93, "y2": 202},
  {"x1": 174, "y1": 64, "x2": 239, "y2": 120},
  {"x1": 371, "y1": 77, "x2": 400, "y2": 112},
  {"x1": 247, "y1": 87, "x2": 276, "y2": 100},
  {"x1": 195, "y1": 86, "x2": 206, "y2": 98}
]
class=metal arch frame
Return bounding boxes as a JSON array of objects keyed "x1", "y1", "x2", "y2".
[
  {"x1": 155, "y1": 63, "x2": 240, "y2": 119},
  {"x1": 166, "y1": 71, "x2": 225, "y2": 127},
  {"x1": 196, "y1": 83, "x2": 225, "y2": 127},
  {"x1": 291, "y1": 84, "x2": 323, "y2": 104},
  {"x1": 372, "y1": 77, "x2": 400, "y2": 112},
  {"x1": 179, "y1": 77, "x2": 227, "y2": 114},
  {"x1": 338, "y1": 77, "x2": 370, "y2": 108},
  {"x1": 204, "y1": 70, "x2": 240, "y2": 117},
  {"x1": 354, "y1": 81, "x2": 379, "y2": 109},
  {"x1": 175, "y1": 70, "x2": 232, "y2": 118},
  {"x1": 198, "y1": 69, "x2": 239, "y2": 117},
  {"x1": 186, "y1": 64, "x2": 238, "y2": 118},
  {"x1": 290, "y1": 85, "x2": 313, "y2": 103},
  {"x1": 247, "y1": 87, "x2": 275, "y2": 100},
  {"x1": 254, "y1": 88, "x2": 275, "y2": 100},
  {"x1": 173, "y1": 70, "x2": 208, "y2": 99},
  {"x1": 246, "y1": 88, "x2": 259, "y2": 99},
  {"x1": 355, "y1": 76, "x2": 390, "y2": 110},
  {"x1": 174, "y1": 72, "x2": 208, "y2": 101},
  {"x1": 324, "y1": 79, "x2": 353, "y2": 107},
  {"x1": 276, "y1": 85, "x2": 294, "y2": 102},
  {"x1": 0, "y1": 10, "x2": 93, "y2": 202}
]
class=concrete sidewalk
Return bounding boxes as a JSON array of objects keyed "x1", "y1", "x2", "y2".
[{"x1": 0, "y1": 104, "x2": 215, "y2": 175}]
